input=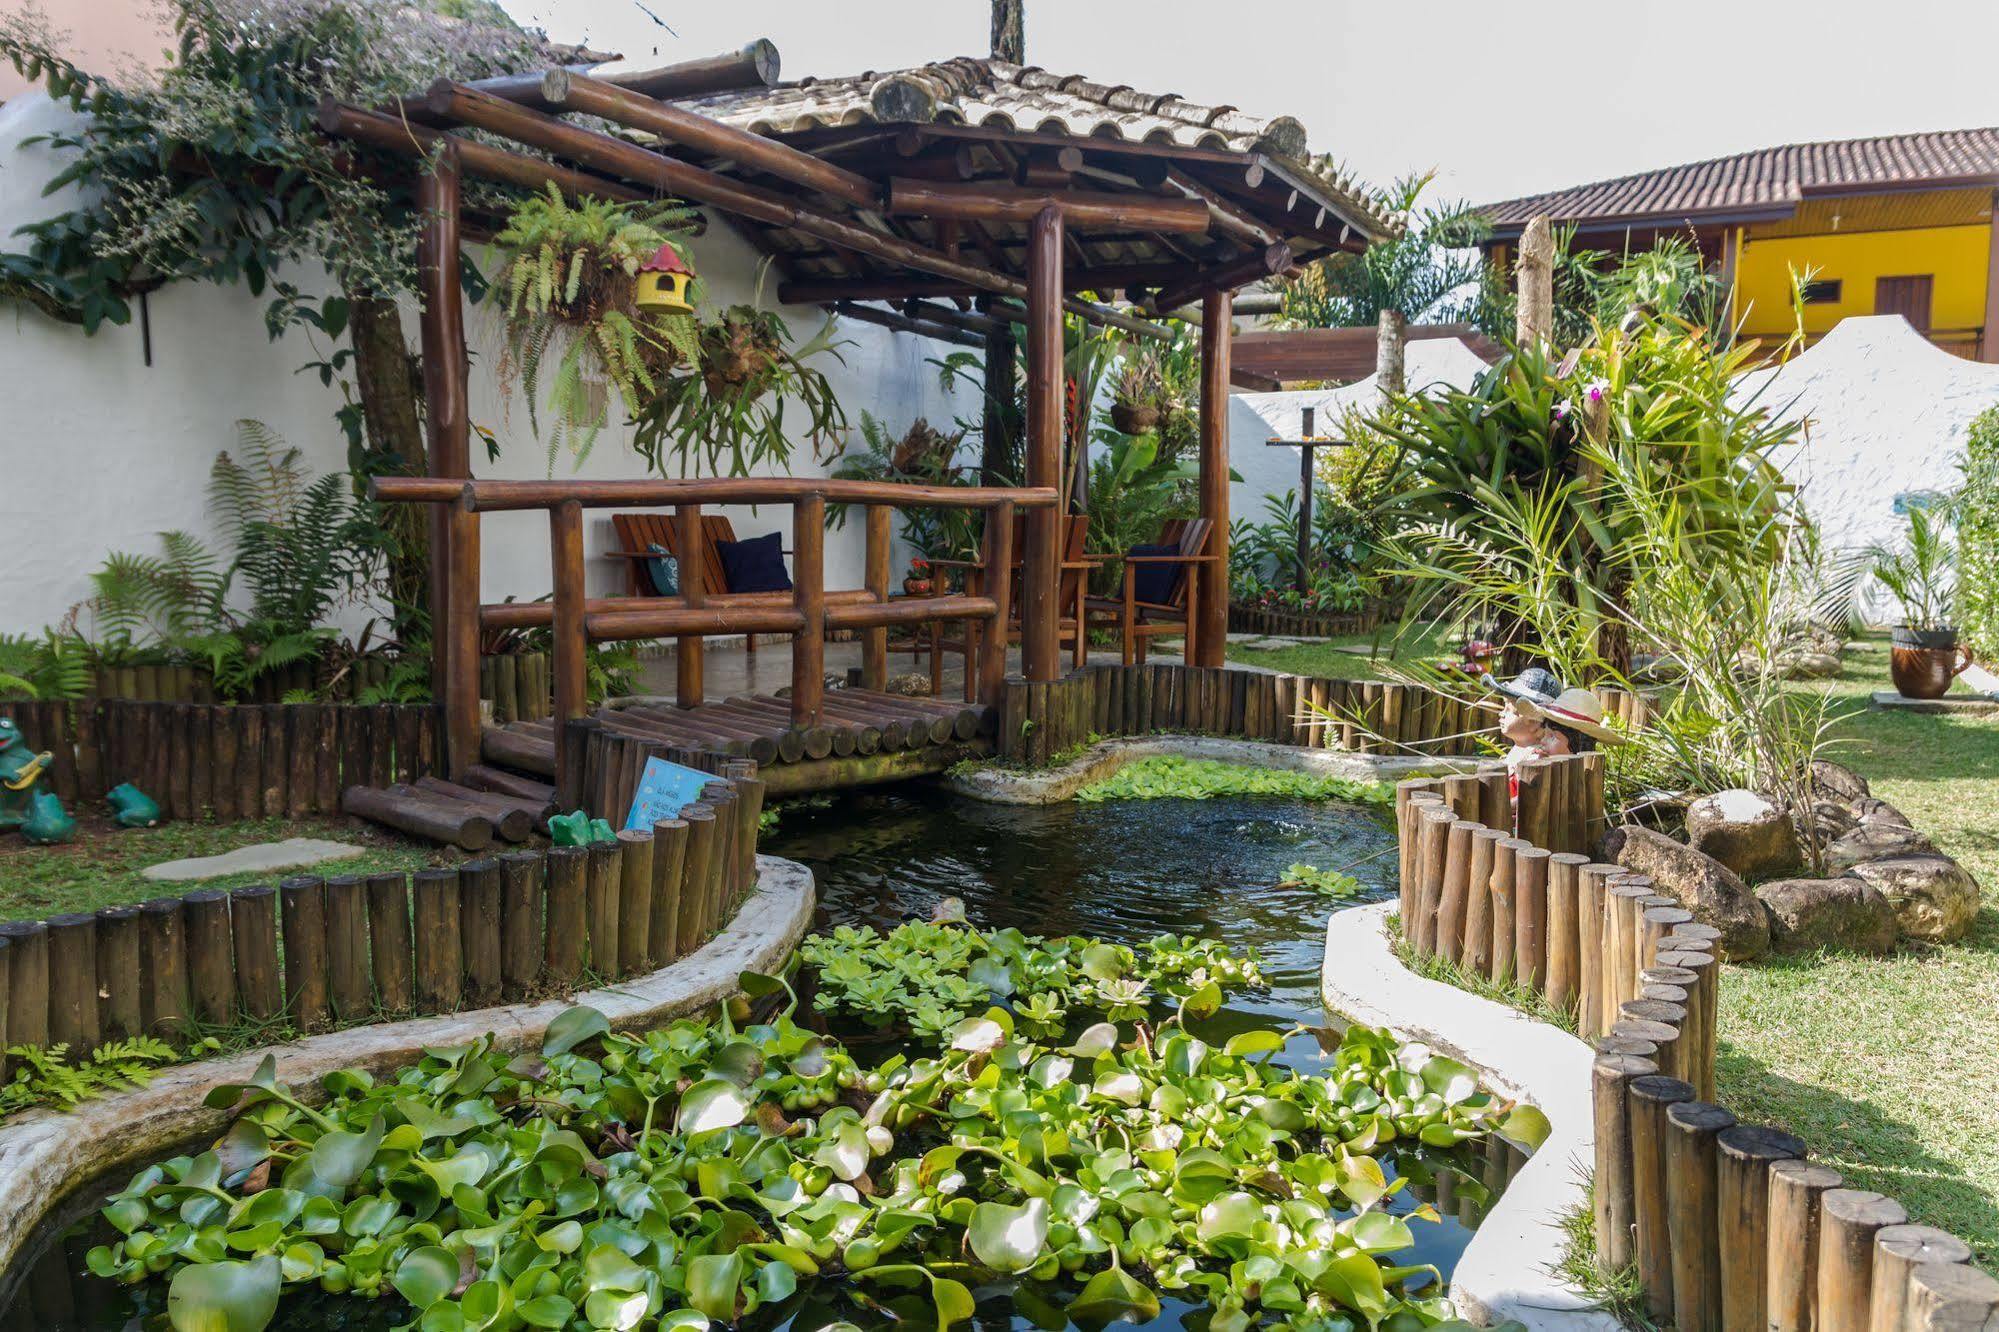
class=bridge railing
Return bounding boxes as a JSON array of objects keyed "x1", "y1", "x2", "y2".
[{"x1": 373, "y1": 476, "x2": 1061, "y2": 789}]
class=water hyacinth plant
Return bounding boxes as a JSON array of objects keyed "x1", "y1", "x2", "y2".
[{"x1": 85, "y1": 962, "x2": 1542, "y2": 1332}]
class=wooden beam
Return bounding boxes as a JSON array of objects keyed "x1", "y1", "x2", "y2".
[
  {"x1": 317, "y1": 100, "x2": 651, "y2": 203},
  {"x1": 1144, "y1": 242, "x2": 1292, "y2": 314},
  {"x1": 1194, "y1": 289, "x2": 1232, "y2": 669},
  {"x1": 423, "y1": 80, "x2": 1031, "y2": 301},
  {"x1": 1165, "y1": 167, "x2": 1278, "y2": 245},
  {"x1": 778, "y1": 263, "x2": 1194, "y2": 304},
  {"x1": 539, "y1": 71, "x2": 879, "y2": 210},
  {"x1": 1021, "y1": 204, "x2": 1064, "y2": 682},
  {"x1": 374, "y1": 475, "x2": 1060, "y2": 511},
  {"x1": 833, "y1": 300, "x2": 985, "y2": 348},
  {"x1": 456, "y1": 42, "x2": 779, "y2": 112},
  {"x1": 888, "y1": 177, "x2": 1210, "y2": 234}
]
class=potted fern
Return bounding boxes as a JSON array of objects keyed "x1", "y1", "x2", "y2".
[
  {"x1": 494, "y1": 184, "x2": 702, "y2": 466},
  {"x1": 1866, "y1": 500, "x2": 1969, "y2": 698}
]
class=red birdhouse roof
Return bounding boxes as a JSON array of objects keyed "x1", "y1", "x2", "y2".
[{"x1": 640, "y1": 243, "x2": 692, "y2": 275}]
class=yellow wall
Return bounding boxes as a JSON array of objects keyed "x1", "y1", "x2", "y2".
[{"x1": 1733, "y1": 221, "x2": 1993, "y2": 339}]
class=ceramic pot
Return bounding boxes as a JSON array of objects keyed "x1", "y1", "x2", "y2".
[
  {"x1": 1889, "y1": 625, "x2": 1970, "y2": 699},
  {"x1": 903, "y1": 577, "x2": 934, "y2": 596}
]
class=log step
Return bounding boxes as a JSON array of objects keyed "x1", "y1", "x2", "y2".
[{"x1": 343, "y1": 784, "x2": 494, "y2": 851}]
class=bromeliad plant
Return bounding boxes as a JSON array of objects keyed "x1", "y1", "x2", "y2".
[
  {"x1": 798, "y1": 920, "x2": 1264, "y2": 1041},
  {"x1": 86, "y1": 973, "x2": 1540, "y2": 1332},
  {"x1": 495, "y1": 184, "x2": 703, "y2": 467}
]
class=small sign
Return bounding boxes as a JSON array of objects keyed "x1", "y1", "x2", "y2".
[{"x1": 625, "y1": 757, "x2": 716, "y2": 832}]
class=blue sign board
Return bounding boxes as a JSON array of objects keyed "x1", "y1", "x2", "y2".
[{"x1": 624, "y1": 757, "x2": 715, "y2": 832}]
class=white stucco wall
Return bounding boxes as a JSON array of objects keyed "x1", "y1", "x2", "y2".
[
  {"x1": 0, "y1": 93, "x2": 975, "y2": 640},
  {"x1": 1735, "y1": 315, "x2": 1999, "y2": 553},
  {"x1": 1227, "y1": 339, "x2": 1492, "y2": 523}
]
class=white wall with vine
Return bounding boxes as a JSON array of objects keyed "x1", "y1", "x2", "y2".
[{"x1": 0, "y1": 92, "x2": 977, "y2": 642}]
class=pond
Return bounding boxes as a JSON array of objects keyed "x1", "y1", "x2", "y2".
[{"x1": 0, "y1": 780, "x2": 1528, "y2": 1331}]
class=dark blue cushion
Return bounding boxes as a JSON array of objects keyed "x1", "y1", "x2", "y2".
[
  {"x1": 716, "y1": 530, "x2": 791, "y2": 594},
  {"x1": 644, "y1": 543, "x2": 679, "y2": 596},
  {"x1": 1127, "y1": 542, "x2": 1180, "y2": 605}
]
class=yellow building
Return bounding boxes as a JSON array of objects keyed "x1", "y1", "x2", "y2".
[{"x1": 1479, "y1": 130, "x2": 1999, "y2": 359}]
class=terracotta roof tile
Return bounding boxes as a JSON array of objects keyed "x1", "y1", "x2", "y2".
[{"x1": 1478, "y1": 128, "x2": 1999, "y2": 232}]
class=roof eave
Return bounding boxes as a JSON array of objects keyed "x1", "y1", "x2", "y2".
[{"x1": 1480, "y1": 202, "x2": 1799, "y2": 242}]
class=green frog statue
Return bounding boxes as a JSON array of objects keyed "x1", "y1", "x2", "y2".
[{"x1": 0, "y1": 715, "x2": 63, "y2": 835}]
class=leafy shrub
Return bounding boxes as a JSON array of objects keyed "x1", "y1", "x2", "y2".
[
  {"x1": 1958, "y1": 407, "x2": 1999, "y2": 658},
  {"x1": 0, "y1": 1037, "x2": 179, "y2": 1123}
]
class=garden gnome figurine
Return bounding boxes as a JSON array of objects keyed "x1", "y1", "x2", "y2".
[
  {"x1": 0, "y1": 715, "x2": 55, "y2": 831},
  {"x1": 108, "y1": 782, "x2": 162, "y2": 828}
]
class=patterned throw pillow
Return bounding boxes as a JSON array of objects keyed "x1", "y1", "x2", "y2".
[{"x1": 645, "y1": 543, "x2": 680, "y2": 596}]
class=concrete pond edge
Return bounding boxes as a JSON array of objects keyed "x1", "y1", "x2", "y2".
[
  {"x1": 943, "y1": 732, "x2": 1479, "y2": 805},
  {"x1": 1323, "y1": 902, "x2": 1623, "y2": 1332},
  {"x1": 0, "y1": 857, "x2": 817, "y2": 1282}
]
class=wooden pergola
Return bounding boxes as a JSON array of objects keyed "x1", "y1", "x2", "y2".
[{"x1": 337, "y1": 42, "x2": 1389, "y2": 785}]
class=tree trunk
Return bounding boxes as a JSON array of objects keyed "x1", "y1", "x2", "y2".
[
  {"x1": 1515, "y1": 216, "x2": 1555, "y2": 348},
  {"x1": 1376, "y1": 307, "x2": 1407, "y2": 395},
  {"x1": 990, "y1": 0, "x2": 1024, "y2": 62},
  {"x1": 980, "y1": 315, "x2": 1019, "y2": 483},
  {"x1": 346, "y1": 290, "x2": 432, "y2": 645}
]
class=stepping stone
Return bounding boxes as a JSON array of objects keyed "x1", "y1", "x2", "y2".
[
  {"x1": 1869, "y1": 691, "x2": 1999, "y2": 718},
  {"x1": 1246, "y1": 637, "x2": 1303, "y2": 650},
  {"x1": 143, "y1": 837, "x2": 368, "y2": 883},
  {"x1": 1225, "y1": 632, "x2": 1264, "y2": 644}
]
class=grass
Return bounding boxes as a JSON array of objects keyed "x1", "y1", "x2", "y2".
[
  {"x1": 0, "y1": 815, "x2": 451, "y2": 919},
  {"x1": 1226, "y1": 620, "x2": 1451, "y2": 679},
  {"x1": 1251, "y1": 626, "x2": 1999, "y2": 1270}
]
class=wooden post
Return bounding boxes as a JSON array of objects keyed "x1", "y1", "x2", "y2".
[
  {"x1": 862, "y1": 504, "x2": 891, "y2": 691},
  {"x1": 137, "y1": 897, "x2": 189, "y2": 1036},
  {"x1": 1716, "y1": 1125, "x2": 1808, "y2": 1330},
  {"x1": 792, "y1": 493, "x2": 827, "y2": 725},
  {"x1": 978, "y1": 499, "x2": 1014, "y2": 708},
  {"x1": 583, "y1": 840, "x2": 622, "y2": 978},
  {"x1": 498, "y1": 850, "x2": 545, "y2": 997},
  {"x1": 1513, "y1": 843, "x2": 1549, "y2": 991},
  {"x1": 649, "y1": 817, "x2": 689, "y2": 963},
  {"x1": 1768, "y1": 1159, "x2": 1844, "y2": 1331},
  {"x1": 94, "y1": 905, "x2": 143, "y2": 1043},
  {"x1": 679, "y1": 806, "x2": 718, "y2": 949},
  {"x1": 1818, "y1": 1191, "x2": 1908, "y2": 1332},
  {"x1": 1905, "y1": 1263, "x2": 1999, "y2": 1327},
  {"x1": 1464, "y1": 827, "x2": 1502, "y2": 978},
  {"x1": 366, "y1": 872, "x2": 415, "y2": 1014},
  {"x1": 1546, "y1": 852, "x2": 1586, "y2": 1013},
  {"x1": 1593, "y1": 1052, "x2": 1657, "y2": 1275},
  {"x1": 616, "y1": 829, "x2": 655, "y2": 975},
  {"x1": 1433, "y1": 819, "x2": 1475, "y2": 963},
  {"x1": 1869, "y1": 1225, "x2": 1973, "y2": 1331},
  {"x1": 278, "y1": 877, "x2": 330, "y2": 1032},
  {"x1": 417, "y1": 141, "x2": 477, "y2": 776},
  {"x1": 544, "y1": 846, "x2": 588, "y2": 986},
  {"x1": 550, "y1": 498, "x2": 588, "y2": 796},
  {"x1": 675, "y1": 503, "x2": 705, "y2": 707},
  {"x1": 1515, "y1": 215, "x2": 1554, "y2": 348},
  {"x1": 411, "y1": 867, "x2": 463, "y2": 1013},
  {"x1": 1021, "y1": 204, "x2": 1063, "y2": 682},
  {"x1": 1665, "y1": 1100, "x2": 1737, "y2": 1332},
  {"x1": 459, "y1": 858, "x2": 503, "y2": 1007},
  {"x1": 1629, "y1": 1074, "x2": 1696, "y2": 1322},
  {"x1": 230, "y1": 886, "x2": 282, "y2": 1022},
  {"x1": 323, "y1": 874, "x2": 371, "y2": 1022},
  {"x1": 1194, "y1": 288, "x2": 1232, "y2": 668}
]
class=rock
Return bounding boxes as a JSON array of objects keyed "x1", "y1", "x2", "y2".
[
  {"x1": 884, "y1": 672, "x2": 932, "y2": 697},
  {"x1": 1847, "y1": 854, "x2": 1981, "y2": 943},
  {"x1": 1810, "y1": 760, "x2": 1871, "y2": 803},
  {"x1": 144, "y1": 837, "x2": 367, "y2": 883},
  {"x1": 1807, "y1": 799, "x2": 1859, "y2": 844},
  {"x1": 1684, "y1": 788, "x2": 1802, "y2": 881},
  {"x1": 1849, "y1": 797, "x2": 1911, "y2": 828},
  {"x1": 1754, "y1": 877, "x2": 1899, "y2": 955},
  {"x1": 1771, "y1": 650, "x2": 1841, "y2": 679},
  {"x1": 1603, "y1": 824, "x2": 1771, "y2": 960},
  {"x1": 1823, "y1": 820, "x2": 1937, "y2": 873}
]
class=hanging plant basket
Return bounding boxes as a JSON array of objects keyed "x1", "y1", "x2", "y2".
[{"x1": 1110, "y1": 400, "x2": 1163, "y2": 435}]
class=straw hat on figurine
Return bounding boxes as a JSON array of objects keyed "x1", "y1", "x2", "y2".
[{"x1": 1514, "y1": 687, "x2": 1626, "y2": 746}]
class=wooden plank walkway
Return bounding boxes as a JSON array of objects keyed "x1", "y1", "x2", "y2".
[{"x1": 345, "y1": 687, "x2": 994, "y2": 845}]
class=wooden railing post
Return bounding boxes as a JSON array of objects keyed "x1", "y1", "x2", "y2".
[
  {"x1": 979, "y1": 498, "x2": 1014, "y2": 707},
  {"x1": 1021, "y1": 203, "x2": 1063, "y2": 681},
  {"x1": 549, "y1": 498, "x2": 587, "y2": 741},
  {"x1": 862, "y1": 503, "x2": 890, "y2": 691},
  {"x1": 792, "y1": 493, "x2": 826, "y2": 725},
  {"x1": 676, "y1": 502, "x2": 705, "y2": 707}
]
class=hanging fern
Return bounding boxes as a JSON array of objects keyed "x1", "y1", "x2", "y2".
[{"x1": 493, "y1": 184, "x2": 702, "y2": 467}]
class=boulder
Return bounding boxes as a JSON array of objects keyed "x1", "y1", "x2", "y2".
[
  {"x1": 1754, "y1": 877, "x2": 1899, "y2": 955},
  {"x1": 1684, "y1": 789, "x2": 1802, "y2": 881},
  {"x1": 1849, "y1": 797, "x2": 1912, "y2": 828},
  {"x1": 1823, "y1": 820, "x2": 1937, "y2": 874},
  {"x1": 1810, "y1": 760, "x2": 1871, "y2": 804},
  {"x1": 1847, "y1": 854, "x2": 1981, "y2": 943},
  {"x1": 1604, "y1": 824, "x2": 1772, "y2": 960}
]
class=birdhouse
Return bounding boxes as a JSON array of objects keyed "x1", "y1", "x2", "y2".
[{"x1": 636, "y1": 243, "x2": 695, "y2": 314}]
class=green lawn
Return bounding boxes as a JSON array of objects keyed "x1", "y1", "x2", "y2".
[
  {"x1": 1231, "y1": 629, "x2": 1999, "y2": 1268},
  {"x1": 0, "y1": 816, "x2": 452, "y2": 920}
]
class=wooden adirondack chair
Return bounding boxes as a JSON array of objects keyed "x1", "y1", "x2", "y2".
[
  {"x1": 1082, "y1": 517, "x2": 1216, "y2": 665},
  {"x1": 927, "y1": 513, "x2": 1093, "y2": 696}
]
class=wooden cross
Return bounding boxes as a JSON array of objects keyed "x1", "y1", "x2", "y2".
[{"x1": 1264, "y1": 405, "x2": 1354, "y2": 591}]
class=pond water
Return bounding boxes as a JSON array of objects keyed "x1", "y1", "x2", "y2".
[{"x1": 0, "y1": 783, "x2": 1525, "y2": 1331}]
